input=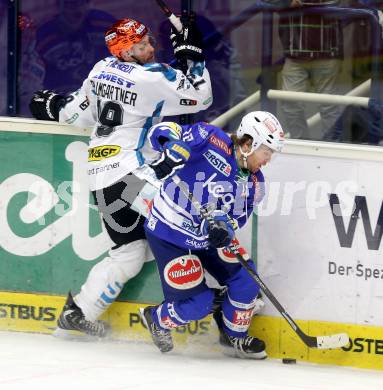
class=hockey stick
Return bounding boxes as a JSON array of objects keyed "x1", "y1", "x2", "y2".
[
  {"x1": 155, "y1": 0, "x2": 193, "y2": 125},
  {"x1": 155, "y1": 0, "x2": 183, "y2": 32},
  {"x1": 171, "y1": 174, "x2": 350, "y2": 350}
]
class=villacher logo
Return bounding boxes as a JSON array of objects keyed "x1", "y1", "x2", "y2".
[{"x1": 164, "y1": 255, "x2": 203, "y2": 289}]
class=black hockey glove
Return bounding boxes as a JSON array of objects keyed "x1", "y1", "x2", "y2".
[
  {"x1": 170, "y1": 20, "x2": 204, "y2": 62},
  {"x1": 150, "y1": 140, "x2": 191, "y2": 180},
  {"x1": 201, "y1": 211, "x2": 235, "y2": 249},
  {"x1": 29, "y1": 90, "x2": 67, "y2": 121}
]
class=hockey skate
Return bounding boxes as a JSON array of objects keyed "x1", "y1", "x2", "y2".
[
  {"x1": 212, "y1": 290, "x2": 265, "y2": 332},
  {"x1": 54, "y1": 292, "x2": 110, "y2": 339},
  {"x1": 219, "y1": 331, "x2": 267, "y2": 360},
  {"x1": 139, "y1": 306, "x2": 173, "y2": 353},
  {"x1": 212, "y1": 297, "x2": 267, "y2": 359}
]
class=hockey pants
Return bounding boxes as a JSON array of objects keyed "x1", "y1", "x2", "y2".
[{"x1": 146, "y1": 230, "x2": 260, "y2": 337}]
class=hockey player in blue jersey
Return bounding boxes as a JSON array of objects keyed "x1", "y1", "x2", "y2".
[{"x1": 140, "y1": 111, "x2": 285, "y2": 358}]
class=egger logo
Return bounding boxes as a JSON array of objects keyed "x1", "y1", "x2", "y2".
[
  {"x1": 88, "y1": 145, "x2": 121, "y2": 161},
  {"x1": 164, "y1": 255, "x2": 203, "y2": 289}
]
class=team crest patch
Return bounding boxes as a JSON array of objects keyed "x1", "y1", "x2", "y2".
[{"x1": 198, "y1": 125, "x2": 209, "y2": 139}]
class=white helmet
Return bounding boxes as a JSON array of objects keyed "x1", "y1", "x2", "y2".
[{"x1": 237, "y1": 111, "x2": 285, "y2": 154}]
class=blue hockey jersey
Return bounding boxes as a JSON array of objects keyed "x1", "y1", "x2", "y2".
[{"x1": 145, "y1": 122, "x2": 265, "y2": 250}]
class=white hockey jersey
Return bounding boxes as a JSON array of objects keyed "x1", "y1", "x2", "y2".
[{"x1": 59, "y1": 56, "x2": 212, "y2": 190}]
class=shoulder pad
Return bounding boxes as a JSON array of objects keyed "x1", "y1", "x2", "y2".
[{"x1": 143, "y1": 63, "x2": 177, "y2": 82}]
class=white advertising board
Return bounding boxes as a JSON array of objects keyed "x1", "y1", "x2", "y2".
[{"x1": 257, "y1": 142, "x2": 383, "y2": 326}]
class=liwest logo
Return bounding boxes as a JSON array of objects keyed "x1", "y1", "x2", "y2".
[
  {"x1": 329, "y1": 194, "x2": 383, "y2": 250},
  {"x1": 203, "y1": 149, "x2": 232, "y2": 177},
  {"x1": 88, "y1": 145, "x2": 121, "y2": 161},
  {"x1": 93, "y1": 71, "x2": 135, "y2": 88}
]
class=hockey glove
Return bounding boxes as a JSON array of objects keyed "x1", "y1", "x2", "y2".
[
  {"x1": 170, "y1": 20, "x2": 204, "y2": 62},
  {"x1": 29, "y1": 90, "x2": 67, "y2": 121},
  {"x1": 149, "y1": 122, "x2": 183, "y2": 152},
  {"x1": 150, "y1": 140, "x2": 191, "y2": 180},
  {"x1": 201, "y1": 210, "x2": 235, "y2": 249}
]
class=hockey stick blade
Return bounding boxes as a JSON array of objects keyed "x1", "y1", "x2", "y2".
[
  {"x1": 228, "y1": 242, "x2": 350, "y2": 350},
  {"x1": 316, "y1": 333, "x2": 349, "y2": 349}
]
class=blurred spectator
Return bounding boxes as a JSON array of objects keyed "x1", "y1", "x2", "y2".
[
  {"x1": 35, "y1": 0, "x2": 115, "y2": 94},
  {"x1": 323, "y1": 98, "x2": 383, "y2": 144},
  {"x1": 18, "y1": 14, "x2": 45, "y2": 117},
  {"x1": 157, "y1": 13, "x2": 247, "y2": 126},
  {"x1": 324, "y1": 0, "x2": 383, "y2": 144},
  {"x1": 265, "y1": 0, "x2": 344, "y2": 140},
  {"x1": 0, "y1": 10, "x2": 45, "y2": 117},
  {"x1": 0, "y1": 0, "x2": 7, "y2": 115}
]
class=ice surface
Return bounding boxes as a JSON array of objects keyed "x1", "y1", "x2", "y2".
[{"x1": 0, "y1": 331, "x2": 382, "y2": 390}]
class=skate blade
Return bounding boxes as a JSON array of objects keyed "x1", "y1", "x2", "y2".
[
  {"x1": 139, "y1": 307, "x2": 148, "y2": 328},
  {"x1": 53, "y1": 327, "x2": 98, "y2": 342},
  {"x1": 221, "y1": 346, "x2": 268, "y2": 360}
]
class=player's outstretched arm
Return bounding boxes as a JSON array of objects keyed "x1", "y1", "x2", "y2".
[{"x1": 29, "y1": 90, "x2": 68, "y2": 121}]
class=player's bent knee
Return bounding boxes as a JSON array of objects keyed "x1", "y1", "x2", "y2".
[
  {"x1": 108, "y1": 239, "x2": 147, "y2": 280},
  {"x1": 228, "y1": 263, "x2": 260, "y2": 300},
  {"x1": 180, "y1": 288, "x2": 215, "y2": 320}
]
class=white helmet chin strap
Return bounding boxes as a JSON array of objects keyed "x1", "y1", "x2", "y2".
[{"x1": 239, "y1": 145, "x2": 256, "y2": 170}]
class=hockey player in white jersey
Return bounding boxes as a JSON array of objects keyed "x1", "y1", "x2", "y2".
[{"x1": 29, "y1": 17, "x2": 212, "y2": 337}]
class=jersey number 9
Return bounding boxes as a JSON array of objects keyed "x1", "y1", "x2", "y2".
[{"x1": 96, "y1": 100, "x2": 124, "y2": 137}]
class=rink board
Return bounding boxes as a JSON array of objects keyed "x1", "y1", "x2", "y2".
[
  {"x1": 0, "y1": 291, "x2": 382, "y2": 370},
  {"x1": 258, "y1": 145, "x2": 383, "y2": 329},
  {"x1": 1, "y1": 120, "x2": 383, "y2": 371},
  {"x1": 0, "y1": 123, "x2": 161, "y2": 302}
]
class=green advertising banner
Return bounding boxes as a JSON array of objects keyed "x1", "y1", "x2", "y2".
[{"x1": 0, "y1": 129, "x2": 162, "y2": 303}]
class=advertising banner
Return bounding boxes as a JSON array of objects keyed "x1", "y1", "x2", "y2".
[
  {"x1": 4, "y1": 123, "x2": 382, "y2": 370},
  {"x1": 258, "y1": 151, "x2": 383, "y2": 325},
  {"x1": 0, "y1": 130, "x2": 162, "y2": 302},
  {"x1": 253, "y1": 146, "x2": 383, "y2": 369}
]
